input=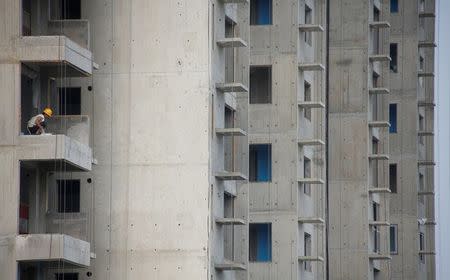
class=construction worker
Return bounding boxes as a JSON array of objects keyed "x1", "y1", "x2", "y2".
[{"x1": 27, "y1": 107, "x2": 53, "y2": 135}]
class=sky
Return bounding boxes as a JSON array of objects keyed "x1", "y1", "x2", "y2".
[{"x1": 435, "y1": 0, "x2": 449, "y2": 278}]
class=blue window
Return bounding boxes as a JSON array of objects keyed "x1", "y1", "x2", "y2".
[
  {"x1": 249, "y1": 144, "x2": 272, "y2": 182},
  {"x1": 391, "y1": 0, "x2": 399, "y2": 13},
  {"x1": 249, "y1": 223, "x2": 272, "y2": 262},
  {"x1": 250, "y1": 0, "x2": 273, "y2": 25},
  {"x1": 389, "y1": 104, "x2": 397, "y2": 133}
]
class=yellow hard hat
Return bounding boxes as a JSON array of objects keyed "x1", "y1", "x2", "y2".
[{"x1": 43, "y1": 107, "x2": 53, "y2": 117}]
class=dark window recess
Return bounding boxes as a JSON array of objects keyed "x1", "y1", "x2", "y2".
[
  {"x1": 304, "y1": 82, "x2": 311, "y2": 120},
  {"x1": 250, "y1": 0, "x2": 272, "y2": 25},
  {"x1": 390, "y1": 225, "x2": 398, "y2": 254},
  {"x1": 250, "y1": 66, "x2": 272, "y2": 104},
  {"x1": 391, "y1": 0, "x2": 399, "y2": 13},
  {"x1": 419, "y1": 232, "x2": 425, "y2": 263},
  {"x1": 304, "y1": 5, "x2": 312, "y2": 45},
  {"x1": 390, "y1": 44, "x2": 398, "y2": 72},
  {"x1": 389, "y1": 104, "x2": 397, "y2": 133},
  {"x1": 55, "y1": 273, "x2": 79, "y2": 280},
  {"x1": 304, "y1": 233, "x2": 312, "y2": 271},
  {"x1": 59, "y1": 0, "x2": 81, "y2": 19},
  {"x1": 389, "y1": 164, "x2": 397, "y2": 193},
  {"x1": 374, "y1": 6, "x2": 380, "y2": 21},
  {"x1": 59, "y1": 87, "x2": 81, "y2": 115},
  {"x1": 303, "y1": 156, "x2": 311, "y2": 195},
  {"x1": 57, "y1": 180, "x2": 80, "y2": 213},
  {"x1": 249, "y1": 223, "x2": 272, "y2": 262},
  {"x1": 249, "y1": 144, "x2": 272, "y2": 182}
]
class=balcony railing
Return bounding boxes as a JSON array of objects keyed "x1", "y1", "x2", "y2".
[
  {"x1": 47, "y1": 19, "x2": 90, "y2": 50},
  {"x1": 46, "y1": 115, "x2": 90, "y2": 146}
]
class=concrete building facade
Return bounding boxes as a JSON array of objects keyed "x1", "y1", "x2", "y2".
[{"x1": 0, "y1": 0, "x2": 437, "y2": 280}]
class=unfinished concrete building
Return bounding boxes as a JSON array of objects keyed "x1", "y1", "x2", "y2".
[
  {"x1": 0, "y1": 0, "x2": 250, "y2": 279},
  {"x1": 388, "y1": 0, "x2": 436, "y2": 279},
  {"x1": 247, "y1": 0, "x2": 327, "y2": 279},
  {"x1": 0, "y1": 0, "x2": 438, "y2": 280}
]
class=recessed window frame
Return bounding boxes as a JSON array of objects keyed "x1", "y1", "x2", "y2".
[
  {"x1": 390, "y1": 224, "x2": 398, "y2": 254},
  {"x1": 250, "y1": 0, "x2": 273, "y2": 26},
  {"x1": 250, "y1": 66, "x2": 272, "y2": 104},
  {"x1": 249, "y1": 223, "x2": 272, "y2": 262},
  {"x1": 249, "y1": 144, "x2": 272, "y2": 182}
]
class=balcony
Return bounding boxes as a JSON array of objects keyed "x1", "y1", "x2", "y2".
[
  {"x1": 215, "y1": 171, "x2": 248, "y2": 181},
  {"x1": 298, "y1": 139, "x2": 325, "y2": 146},
  {"x1": 419, "y1": 12, "x2": 436, "y2": 18},
  {"x1": 418, "y1": 72, "x2": 434, "y2": 77},
  {"x1": 15, "y1": 234, "x2": 90, "y2": 267},
  {"x1": 369, "y1": 88, "x2": 390, "y2": 95},
  {"x1": 16, "y1": 35, "x2": 93, "y2": 77},
  {"x1": 298, "y1": 256, "x2": 324, "y2": 262},
  {"x1": 368, "y1": 121, "x2": 390, "y2": 128},
  {"x1": 298, "y1": 178, "x2": 325, "y2": 185},
  {"x1": 369, "y1": 54, "x2": 391, "y2": 62},
  {"x1": 368, "y1": 154, "x2": 389, "y2": 160},
  {"x1": 216, "y1": 128, "x2": 247, "y2": 136},
  {"x1": 418, "y1": 41, "x2": 437, "y2": 48},
  {"x1": 298, "y1": 217, "x2": 325, "y2": 225},
  {"x1": 298, "y1": 101, "x2": 325, "y2": 109},
  {"x1": 215, "y1": 261, "x2": 246, "y2": 271},
  {"x1": 368, "y1": 188, "x2": 391, "y2": 194},
  {"x1": 369, "y1": 254, "x2": 391, "y2": 260},
  {"x1": 18, "y1": 115, "x2": 92, "y2": 171},
  {"x1": 215, "y1": 217, "x2": 246, "y2": 225},
  {"x1": 216, "y1": 82, "x2": 249, "y2": 94}
]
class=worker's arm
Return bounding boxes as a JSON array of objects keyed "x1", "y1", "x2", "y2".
[{"x1": 34, "y1": 116, "x2": 44, "y2": 128}]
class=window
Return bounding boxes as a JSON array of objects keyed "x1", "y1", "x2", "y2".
[
  {"x1": 419, "y1": 232, "x2": 425, "y2": 263},
  {"x1": 419, "y1": 56, "x2": 424, "y2": 71},
  {"x1": 389, "y1": 164, "x2": 397, "y2": 193},
  {"x1": 57, "y1": 180, "x2": 80, "y2": 213},
  {"x1": 303, "y1": 156, "x2": 311, "y2": 195},
  {"x1": 419, "y1": 173, "x2": 425, "y2": 204},
  {"x1": 249, "y1": 223, "x2": 272, "y2": 262},
  {"x1": 225, "y1": 18, "x2": 235, "y2": 83},
  {"x1": 55, "y1": 273, "x2": 79, "y2": 280},
  {"x1": 419, "y1": 114, "x2": 424, "y2": 144},
  {"x1": 390, "y1": 225, "x2": 398, "y2": 254},
  {"x1": 419, "y1": 0, "x2": 425, "y2": 12},
  {"x1": 372, "y1": 138, "x2": 379, "y2": 154},
  {"x1": 304, "y1": 233, "x2": 312, "y2": 271},
  {"x1": 249, "y1": 144, "x2": 272, "y2": 182},
  {"x1": 304, "y1": 5, "x2": 312, "y2": 45},
  {"x1": 373, "y1": 6, "x2": 380, "y2": 21},
  {"x1": 389, "y1": 104, "x2": 397, "y2": 133},
  {"x1": 372, "y1": 203, "x2": 380, "y2": 252},
  {"x1": 224, "y1": 193, "x2": 234, "y2": 260},
  {"x1": 372, "y1": 202, "x2": 379, "y2": 221},
  {"x1": 58, "y1": 87, "x2": 81, "y2": 115},
  {"x1": 304, "y1": 82, "x2": 312, "y2": 120},
  {"x1": 250, "y1": 66, "x2": 272, "y2": 104},
  {"x1": 390, "y1": 0, "x2": 399, "y2": 13},
  {"x1": 250, "y1": 0, "x2": 272, "y2": 25},
  {"x1": 58, "y1": 0, "x2": 81, "y2": 19},
  {"x1": 224, "y1": 107, "x2": 235, "y2": 172},
  {"x1": 390, "y1": 44, "x2": 398, "y2": 72}
]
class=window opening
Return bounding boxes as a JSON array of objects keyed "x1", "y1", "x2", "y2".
[
  {"x1": 249, "y1": 223, "x2": 272, "y2": 262},
  {"x1": 57, "y1": 180, "x2": 81, "y2": 213},
  {"x1": 249, "y1": 144, "x2": 272, "y2": 182},
  {"x1": 250, "y1": 0, "x2": 273, "y2": 25},
  {"x1": 390, "y1": 44, "x2": 398, "y2": 72},
  {"x1": 304, "y1": 233, "x2": 312, "y2": 271},
  {"x1": 304, "y1": 5, "x2": 312, "y2": 45},
  {"x1": 390, "y1": 224, "x2": 398, "y2": 254},
  {"x1": 58, "y1": 87, "x2": 81, "y2": 115},
  {"x1": 304, "y1": 156, "x2": 311, "y2": 195},
  {"x1": 250, "y1": 66, "x2": 272, "y2": 104},
  {"x1": 304, "y1": 82, "x2": 312, "y2": 121},
  {"x1": 389, "y1": 104, "x2": 397, "y2": 133},
  {"x1": 389, "y1": 164, "x2": 397, "y2": 193},
  {"x1": 391, "y1": 0, "x2": 399, "y2": 13}
]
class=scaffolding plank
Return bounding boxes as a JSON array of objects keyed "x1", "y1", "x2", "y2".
[
  {"x1": 298, "y1": 256, "x2": 324, "y2": 262},
  {"x1": 419, "y1": 12, "x2": 436, "y2": 18},
  {"x1": 418, "y1": 160, "x2": 435, "y2": 166},
  {"x1": 418, "y1": 191, "x2": 435, "y2": 196},
  {"x1": 298, "y1": 139, "x2": 325, "y2": 146},
  {"x1": 215, "y1": 171, "x2": 248, "y2": 181},
  {"x1": 215, "y1": 218, "x2": 246, "y2": 225},
  {"x1": 216, "y1": 37, "x2": 248, "y2": 48},
  {"x1": 298, "y1": 101, "x2": 325, "y2": 109},
  {"x1": 216, "y1": 82, "x2": 249, "y2": 93},
  {"x1": 298, "y1": 178, "x2": 325, "y2": 185},
  {"x1": 369, "y1": 254, "x2": 391, "y2": 260},
  {"x1": 298, "y1": 63, "x2": 325, "y2": 71},
  {"x1": 369, "y1": 88, "x2": 390, "y2": 95},
  {"x1": 418, "y1": 41, "x2": 437, "y2": 48},
  {"x1": 418, "y1": 131, "x2": 434, "y2": 136},
  {"x1": 418, "y1": 72, "x2": 434, "y2": 77},
  {"x1": 369, "y1": 21, "x2": 391, "y2": 28},
  {"x1": 298, "y1": 217, "x2": 325, "y2": 224},
  {"x1": 215, "y1": 261, "x2": 246, "y2": 271},
  {"x1": 298, "y1": 24, "x2": 324, "y2": 32},
  {"x1": 369, "y1": 54, "x2": 391, "y2": 62},
  {"x1": 369, "y1": 221, "x2": 390, "y2": 226},
  {"x1": 368, "y1": 188, "x2": 391, "y2": 194},
  {"x1": 216, "y1": 128, "x2": 247, "y2": 136},
  {"x1": 368, "y1": 121, "x2": 390, "y2": 128},
  {"x1": 368, "y1": 154, "x2": 389, "y2": 160}
]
